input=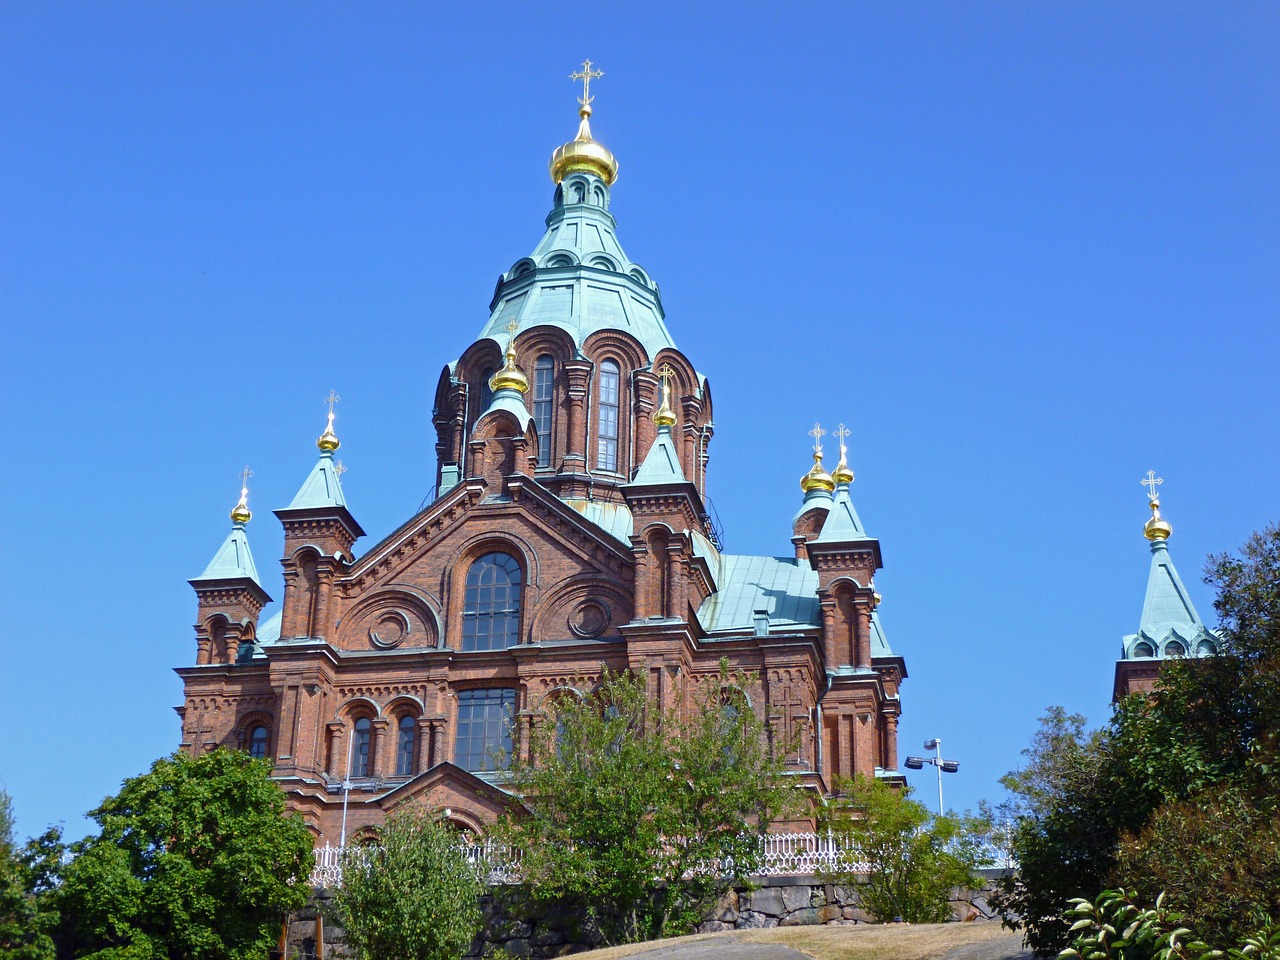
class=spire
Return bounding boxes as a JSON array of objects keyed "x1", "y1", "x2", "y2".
[
  {"x1": 287, "y1": 393, "x2": 349, "y2": 510},
  {"x1": 193, "y1": 470, "x2": 264, "y2": 587},
  {"x1": 629, "y1": 371, "x2": 688, "y2": 487},
  {"x1": 800, "y1": 423, "x2": 835, "y2": 494},
  {"x1": 550, "y1": 60, "x2": 619, "y2": 186}
]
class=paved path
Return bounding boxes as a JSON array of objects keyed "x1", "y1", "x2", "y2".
[{"x1": 940, "y1": 933, "x2": 1032, "y2": 960}]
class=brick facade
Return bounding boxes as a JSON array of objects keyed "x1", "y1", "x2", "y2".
[{"x1": 177, "y1": 119, "x2": 907, "y2": 843}]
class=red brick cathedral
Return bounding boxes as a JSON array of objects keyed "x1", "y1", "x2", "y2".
[{"x1": 177, "y1": 77, "x2": 908, "y2": 841}]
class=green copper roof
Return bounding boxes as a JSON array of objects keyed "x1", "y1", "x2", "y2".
[
  {"x1": 476, "y1": 386, "x2": 533, "y2": 432},
  {"x1": 1121, "y1": 538, "x2": 1217, "y2": 660},
  {"x1": 792, "y1": 485, "x2": 834, "y2": 525},
  {"x1": 697, "y1": 554, "x2": 820, "y2": 633},
  {"x1": 286, "y1": 450, "x2": 347, "y2": 510},
  {"x1": 814, "y1": 483, "x2": 870, "y2": 543},
  {"x1": 564, "y1": 498, "x2": 633, "y2": 545},
  {"x1": 192, "y1": 519, "x2": 263, "y2": 587},
  {"x1": 870, "y1": 610, "x2": 893, "y2": 656},
  {"x1": 627, "y1": 425, "x2": 687, "y2": 486},
  {"x1": 474, "y1": 172, "x2": 678, "y2": 361}
]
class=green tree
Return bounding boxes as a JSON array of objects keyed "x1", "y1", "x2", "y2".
[
  {"x1": 0, "y1": 789, "x2": 57, "y2": 960},
  {"x1": 995, "y1": 523, "x2": 1280, "y2": 953},
  {"x1": 56, "y1": 750, "x2": 314, "y2": 960},
  {"x1": 821, "y1": 774, "x2": 989, "y2": 923},
  {"x1": 494, "y1": 664, "x2": 790, "y2": 944},
  {"x1": 326, "y1": 810, "x2": 482, "y2": 960}
]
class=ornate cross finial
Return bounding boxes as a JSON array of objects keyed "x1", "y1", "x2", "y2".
[
  {"x1": 834, "y1": 423, "x2": 850, "y2": 458},
  {"x1": 657, "y1": 362, "x2": 676, "y2": 398},
  {"x1": 335, "y1": 460, "x2": 347, "y2": 478},
  {"x1": 239, "y1": 465, "x2": 253, "y2": 495},
  {"x1": 325, "y1": 390, "x2": 340, "y2": 426},
  {"x1": 1141, "y1": 470, "x2": 1163, "y2": 502},
  {"x1": 570, "y1": 59, "x2": 604, "y2": 107},
  {"x1": 809, "y1": 422, "x2": 826, "y2": 454}
]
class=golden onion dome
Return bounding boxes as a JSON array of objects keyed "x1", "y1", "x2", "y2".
[
  {"x1": 489, "y1": 346, "x2": 529, "y2": 395},
  {"x1": 317, "y1": 415, "x2": 340, "y2": 453},
  {"x1": 1144, "y1": 499, "x2": 1172, "y2": 541},
  {"x1": 550, "y1": 105, "x2": 618, "y2": 186},
  {"x1": 832, "y1": 453, "x2": 854, "y2": 486},
  {"x1": 800, "y1": 453, "x2": 835, "y2": 494},
  {"x1": 230, "y1": 487, "x2": 251, "y2": 525}
]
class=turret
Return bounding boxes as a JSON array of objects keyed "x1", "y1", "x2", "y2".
[
  {"x1": 189, "y1": 470, "x2": 271, "y2": 665},
  {"x1": 274, "y1": 394, "x2": 364, "y2": 641},
  {"x1": 1113, "y1": 473, "x2": 1219, "y2": 700}
]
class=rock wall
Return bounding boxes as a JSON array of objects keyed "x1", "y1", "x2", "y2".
[{"x1": 287, "y1": 875, "x2": 1004, "y2": 960}]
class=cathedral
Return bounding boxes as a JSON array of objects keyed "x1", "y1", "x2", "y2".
[
  {"x1": 1112, "y1": 476, "x2": 1219, "y2": 701},
  {"x1": 176, "y1": 69, "x2": 907, "y2": 841}
]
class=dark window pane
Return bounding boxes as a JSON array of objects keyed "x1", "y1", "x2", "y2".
[
  {"x1": 534, "y1": 356, "x2": 554, "y2": 468},
  {"x1": 352, "y1": 716, "x2": 372, "y2": 778},
  {"x1": 461, "y1": 552, "x2": 522, "y2": 651},
  {"x1": 396, "y1": 715, "x2": 416, "y2": 776},
  {"x1": 248, "y1": 725, "x2": 269, "y2": 759},
  {"x1": 454, "y1": 689, "x2": 515, "y2": 772},
  {"x1": 597, "y1": 360, "x2": 620, "y2": 472}
]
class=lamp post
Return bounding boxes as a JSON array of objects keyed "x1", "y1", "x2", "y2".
[{"x1": 903, "y1": 737, "x2": 959, "y2": 814}]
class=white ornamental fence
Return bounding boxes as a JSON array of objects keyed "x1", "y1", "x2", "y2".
[{"x1": 309, "y1": 829, "x2": 1014, "y2": 888}]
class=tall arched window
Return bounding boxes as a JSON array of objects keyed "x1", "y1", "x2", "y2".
[
  {"x1": 352, "y1": 716, "x2": 372, "y2": 777},
  {"x1": 597, "y1": 359, "x2": 620, "y2": 472},
  {"x1": 396, "y1": 715, "x2": 417, "y2": 776},
  {"x1": 533, "y1": 355, "x2": 555, "y2": 468},
  {"x1": 461, "y1": 552, "x2": 522, "y2": 651},
  {"x1": 248, "y1": 725, "x2": 269, "y2": 759},
  {"x1": 479, "y1": 367, "x2": 495, "y2": 411}
]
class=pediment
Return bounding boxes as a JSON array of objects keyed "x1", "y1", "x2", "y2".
[{"x1": 378, "y1": 762, "x2": 521, "y2": 828}]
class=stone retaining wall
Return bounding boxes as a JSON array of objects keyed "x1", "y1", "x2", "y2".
[{"x1": 287, "y1": 874, "x2": 1004, "y2": 960}]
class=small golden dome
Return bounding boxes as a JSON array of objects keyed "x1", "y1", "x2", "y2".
[
  {"x1": 550, "y1": 106, "x2": 618, "y2": 186},
  {"x1": 800, "y1": 453, "x2": 835, "y2": 494},
  {"x1": 317, "y1": 419, "x2": 340, "y2": 453},
  {"x1": 489, "y1": 345, "x2": 529, "y2": 395},
  {"x1": 832, "y1": 455, "x2": 854, "y2": 486},
  {"x1": 230, "y1": 488, "x2": 251, "y2": 525},
  {"x1": 1144, "y1": 499, "x2": 1172, "y2": 541},
  {"x1": 653, "y1": 363, "x2": 677, "y2": 427}
]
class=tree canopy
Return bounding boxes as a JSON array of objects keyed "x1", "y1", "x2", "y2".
[
  {"x1": 57, "y1": 750, "x2": 314, "y2": 960},
  {"x1": 326, "y1": 810, "x2": 481, "y2": 960},
  {"x1": 995, "y1": 522, "x2": 1280, "y2": 952},
  {"x1": 493, "y1": 663, "x2": 791, "y2": 944}
]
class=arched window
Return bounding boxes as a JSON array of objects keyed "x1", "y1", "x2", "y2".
[
  {"x1": 1132, "y1": 641, "x2": 1155, "y2": 658},
  {"x1": 1165, "y1": 640, "x2": 1187, "y2": 658},
  {"x1": 454, "y1": 689, "x2": 516, "y2": 772},
  {"x1": 533, "y1": 355, "x2": 555, "y2": 468},
  {"x1": 597, "y1": 359, "x2": 620, "y2": 472},
  {"x1": 248, "y1": 725, "x2": 269, "y2": 759},
  {"x1": 461, "y1": 552, "x2": 522, "y2": 651},
  {"x1": 396, "y1": 715, "x2": 417, "y2": 777},
  {"x1": 1196, "y1": 639, "x2": 1218, "y2": 657},
  {"x1": 479, "y1": 367, "x2": 495, "y2": 411},
  {"x1": 352, "y1": 716, "x2": 373, "y2": 777}
]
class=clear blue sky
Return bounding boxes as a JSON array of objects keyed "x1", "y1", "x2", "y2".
[{"x1": 2, "y1": 3, "x2": 1277, "y2": 840}]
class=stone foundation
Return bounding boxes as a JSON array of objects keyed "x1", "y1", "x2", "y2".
[{"x1": 288, "y1": 875, "x2": 1004, "y2": 960}]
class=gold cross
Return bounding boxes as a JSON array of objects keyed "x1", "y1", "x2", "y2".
[
  {"x1": 1141, "y1": 470, "x2": 1163, "y2": 501},
  {"x1": 657, "y1": 362, "x2": 676, "y2": 402},
  {"x1": 833, "y1": 423, "x2": 850, "y2": 458},
  {"x1": 570, "y1": 59, "x2": 604, "y2": 107},
  {"x1": 239, "y1": 465, "x2": 253, "y2": 495},
  {"x1": 809, "y1": 422, "x2": 826, "y2": 454}
]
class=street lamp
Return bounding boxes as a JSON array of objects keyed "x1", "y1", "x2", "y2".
[{"x1": 904, "y1": 738, "x2": 959, "y2": 814}]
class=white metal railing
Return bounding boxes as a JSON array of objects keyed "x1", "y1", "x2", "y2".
[{"x1": 309, "y1": 827, "x2": 1014, "y2": 887}]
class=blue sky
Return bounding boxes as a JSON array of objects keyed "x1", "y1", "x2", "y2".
[{"x1": 2, "y1": 3, "x2": 1277, "y2": 840}]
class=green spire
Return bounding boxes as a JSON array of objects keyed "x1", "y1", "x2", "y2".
[
  {"x1": 193, "y1": 474, "x2": 264, "y2": 587},
  {"x1": 628, "y1": 424, "x2": 687, "y2": 486}
]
